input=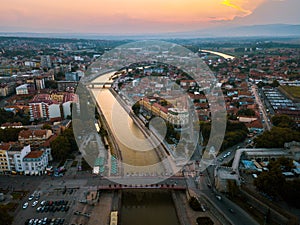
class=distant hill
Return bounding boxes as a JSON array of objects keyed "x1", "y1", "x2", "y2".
[
  {"x1": 0, "y1": 24, "x2": 300, "y2": 39},
  {"x1": 204, "y1": 24, "x2": 300, "y2": 37}
]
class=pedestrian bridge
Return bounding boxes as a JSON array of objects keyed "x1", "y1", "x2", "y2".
[
  {"x1": 97, "y1": 183, "x2": 186, "y2": 190},
  {"x1": 86, "y1": 82, "x2": 113, "y2": 89}
]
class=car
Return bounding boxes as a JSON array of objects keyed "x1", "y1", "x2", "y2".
[
  {"x1": 23, "y1": 202, "x2": 29, "y2": 209},
  {"x1": 28, "y1": 194, "x2": 34, "y2": 201},
  {"x1": 42, "y1": 218, "x2": 48, "y2": 225},
  {"x1": 36, "y1": 206, "x2": 42, "y2": 212},
  {"x1": 32, "y1": 200, "x2": 38, "y2": 207},
  {"x1": 216, "y1": 195, "x2": 222, "y2": 201},
  {"x1": 35, "y1": 194, "x2": 40, "y2": 200},
  {"x1": 40, "y1": 200, "x2": 46, "y2": 206},
  {"x1": 228, "y1": 208, "x2": 235, "y2": 213}
]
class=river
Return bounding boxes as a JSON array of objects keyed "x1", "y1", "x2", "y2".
[
  {"x1": 121, "y1": 190, "x2": 180, "y2": 225},
  {"x1": 91, "y1": 73, "x2": 165, "y2": 175},
  {"x1": 201, "y1": 49, "x2": 235, "y2": 60}
]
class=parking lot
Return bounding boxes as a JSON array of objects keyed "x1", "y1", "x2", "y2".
[{"x1": 14, "y1": 183, "x2": 85, "y2": 225}]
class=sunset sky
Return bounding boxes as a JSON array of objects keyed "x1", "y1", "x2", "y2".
[{"x1": 0, "y1": 0, "x2": 299, "y2": 34}]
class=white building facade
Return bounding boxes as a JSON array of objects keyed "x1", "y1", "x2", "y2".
[
  {"x1": 23, "y1": 150, "x2": 49, "y2": 175},
  {"x1": 7, "y1": 145, "x2": 31, "y2": 173}
]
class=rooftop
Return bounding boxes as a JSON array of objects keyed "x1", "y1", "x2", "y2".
[
  {"x1": 0, "y1": 143, "x2": 12, "y2": 151},
  {"x1": 19, "y1": 130, "x2": 48, "y2": 139},
  {"x1": 24, "y1": 150, "x2": 44, "y2": 159}
]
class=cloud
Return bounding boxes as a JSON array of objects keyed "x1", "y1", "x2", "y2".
[{"x1": 221, "y1": 0, "x2": 252, "y2": 16}]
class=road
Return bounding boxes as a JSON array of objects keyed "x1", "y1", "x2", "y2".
[
  {"x1": 1, "y1": 169, "x2": 261, "y2": 225},
  {"x1": 191, "y1": 174, "x2": 259, "y2": 225},
  {"x1": 252, "y1": 85, "x2": 272, "y2": 131}
]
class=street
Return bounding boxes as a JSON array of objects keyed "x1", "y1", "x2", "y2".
[{"x1": 252, "y1": 85, "x2": 272, "y2": 131}]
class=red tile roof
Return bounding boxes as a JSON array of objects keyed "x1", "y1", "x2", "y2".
[
  {"x1": 19, "y1": 130, "x2": 47, "y2": 139},
  {"x1": 24, "y1": 151, "x2": 43, "y2": 159},
  {"x1": 0, "y1": 143, "x2": 12, "y2": 151}
]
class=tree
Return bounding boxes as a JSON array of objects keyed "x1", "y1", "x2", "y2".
[
  {"x1": 254, "y1": 127, "x2": 300, "y2": 148},
  {"x1": 55, "y1": 71, "x2": 65, "y2": 80},
  {"x1": 271, "y1": 114, "x2": 297, "y2": 129},
  {"x1": 254, "y1": 166, "x2": 285, "y2": 197},
  {"x1": 254, "y1": 157, "x2": 293, "y2": 198},
  {"x1": 283, "y1": 180, "x2": 300, "y2": 208},
  {"x1": 63, "y1": 127, "x2": 78, "y2": 152},
  {"x1": 271, "y1": 80, "x2": 280, "y2": 87},
  {"x1": 42, "y1": 123, "x2": 52, "y2": 130},
  {"x1": 227, "y1": 179, "x2": 238, "y2": 197},
  {"x1": 189, "y1": 196, "x2": 202, "y2": 211},
  {"x1": 50, "y1": 135, "x2": 71, "y2": 161},
  {"x1": 237, "y1": 108, "x2": 255, "y2": 117},
  {"x1": 0, "y1": 128, "x2": 25, "y2": 142},
  {"x1": 196, "y1": 217, "x2": 214, "y2": 225},
  {"x1": 0, "y1": 208, "x2": 13, "y2": 225},
  {"x1": 132, "y1": 102, "x2": 140, "y2": 115},
  {"x1": 45, "y1": 80, "x2": 58, "y2": 89}
]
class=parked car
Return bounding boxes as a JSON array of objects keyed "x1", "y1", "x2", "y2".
[
  {"x1": 35, "y1": 193, "x2": 40, "y2": 200},
  {"x1": 40, "y1": 200, "x2": 46, "y2": 206},
  {"x1": 32, "y1": 200, "x2": 38, "y2": 207},
  {"x1": 23, "y1": 202, "x2": 29, "y2": 209},
  {"x1": 28, "y1": 194, "x2": 34, "y2": 201}
]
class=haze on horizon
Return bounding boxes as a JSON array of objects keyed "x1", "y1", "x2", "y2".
[{"x1": 0, "y1": 0, "x2": 299, "y2": 34}]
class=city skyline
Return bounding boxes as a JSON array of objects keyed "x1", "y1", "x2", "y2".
[{"x1": 0, "y1": 0, "x2": 299, "y2": 34}]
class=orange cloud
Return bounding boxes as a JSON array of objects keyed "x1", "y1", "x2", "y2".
[
  {"x1": 222, "y1": 0, "x2": 252, "y2": 16},
  {"x1": 0, "y1": 0, "x2": 267, "y2": 33}
]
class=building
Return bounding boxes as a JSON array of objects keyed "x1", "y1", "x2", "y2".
[
  {"x1": 140, "y1": 97, "x2": 188, "y2": 127},
  {"x1": 167, "y1": 108, "x2": 189, "y2": 127},
  {"x1": 29, "y1": 94, "x2": 60, "y2": 121},
  {"x1": 18, "y1": 129, "x2": 53, "y2": 149},
  {"x1": 0, "y1": 143, "x2": 10, "y2": 174},
  {"x1": 23, "y1": 150, "x2": 49, "y2": 175},
  {"x1": 65, "y1": 72, "x2": 80, "y2": 81},
  {"x1": 40, "y1": 55, "x2": 51, "y2": 68},
  {"x1": 29, "y1": 93, "x2": 79, "y2": 121},
  {"x1": 1, "y1": 84, "x2": 9, "y2": 96},
  {"x1": 57, "y1": 81, "x2": 78, "y2": 92},
  {"x1": 215, "y1": 166, "x2": 239, "y2": 193},
  {"x1": 7, "y1": 144, "x2": 31, "y2": 173},
  {"x1": 48, "y1": 103, "x2": 61, "y2": 121},
  {"x1": 62, "y1": 93, "x2": 79, "y2": 118},
  {"x1": 0, "y1": 143, "x2": 32, "y2": 174},
  {"x1": 16, "y1": 84, "x2": 30, "y2": 95},
  {"x1": 0, "y1": 83, "x2": 15, "y2": 97},
  {"x1": 35, "y1": 77, "x2": 45, "y2": 90}
]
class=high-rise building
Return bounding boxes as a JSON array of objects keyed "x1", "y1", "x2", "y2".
[
  {"x1": 35, "y1": 77, "x2": 45, "y2": 90},
  {"x1": 65, "y1": 72, "x2": 80, "y2": 81},
  {"x1": 40, "y1": 55, "x2": 51, "y2": 68}
]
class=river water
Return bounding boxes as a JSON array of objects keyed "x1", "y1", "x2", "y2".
[
  {"x1": 201, "y1": 49, "x2": 235, "y2": 60},
  {"x1": 91, "y1": 73, "x2": 165, "y2": 175},
  {"x1": 121, "y1": 190, "x2": 180, "y2": 225}
]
